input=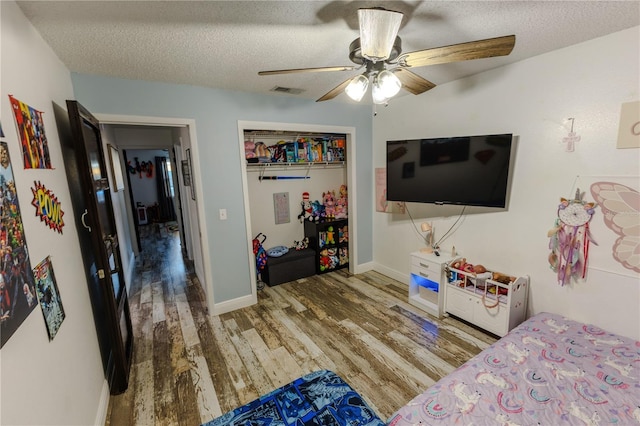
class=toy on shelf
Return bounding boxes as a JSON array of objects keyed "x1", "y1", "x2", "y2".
[
  {"x1": 245, "y1": 140, "x2": 256, "y2": 159},
  {"x1": 338, "y1": 225, "x2": 348, "y2": 243},
  {"x1": 339, "y1": 247, "x2": 348, "y2": 265},
  {"x1": 297, "y1": 192, "x2": 313, "y2": 223},
  {"x1": 323, "y1": 190, "x2": 336, "y2": 219},
  {"x1": 318, "y1": 231, "x2": 327, "y2": 248},
  {"x1": 334, "y1": 185, "x2": 348, "y2": 219},
  {"x1": 293, "y1": 237, "x2": 309, "y2": 251},
  {"x1": 311, "y1": 200, "x2": 325, "y2": 223},
  {"x1": 326, "y1": 226, "x2": 335, "y2": 245}
]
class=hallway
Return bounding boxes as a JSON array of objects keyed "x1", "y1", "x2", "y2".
[
  {"x1": 106, "y1": 223, "x2": 495, "y2": 425},
  {"x1": 106, "y1": 222, "x2": 208, "y2": 425}
]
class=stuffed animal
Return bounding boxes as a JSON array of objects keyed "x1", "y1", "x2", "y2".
[
  {"x1": 339, "y1": 247, "x2": 348, "y2": 265},
  {"x1": 327, "y1": 248, "x2": 339, "y2": 269},
  {"x1": 254, "y1": 142, "x2": 271, "y2": 163},
  {"x1": 244, "y1": 140, "x2": 256, "y2": 159},
  {"x1": 323, "y1": 190, "x2": 336, "y2": 219},
  {"x1": 326, "y1": 226, "x2": 335, "y2": 245},
  {"x1": 320, "y1": 256, "x2": 331, "y2": 271},
  {"x1": 339, "y1": 225, "x2": 348, "y2": 243},
  {"x1": 311, "y1": 200, "x2": 325, "y2": 222},
  {"x1": 319, "y1": 248, "x2": 331, "y2": 271},
  {"x1": 334, "y1": 185, "x2": 348, "y2": 219},
  {"x1": 294, "y1": 237, "x2": 309, "y2": 251},
  {"x1": 297, "y1": 192, "x2": 313, "y2": 223},
  {"x1": 334, "y1": 195, "x2": 348, "y2": 219}
]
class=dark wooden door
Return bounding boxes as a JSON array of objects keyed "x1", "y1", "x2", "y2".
[{"x1": 65, "y1": 100, "x2": 132, "y2": 394}]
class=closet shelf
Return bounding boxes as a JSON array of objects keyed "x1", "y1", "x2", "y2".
[{"x1": 246, "y1": 161, "x2": 345, "y2": 172}]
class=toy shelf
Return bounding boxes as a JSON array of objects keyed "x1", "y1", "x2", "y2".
[{"x1": 445, "y1": 260, "x2": 529, "y2": 337}]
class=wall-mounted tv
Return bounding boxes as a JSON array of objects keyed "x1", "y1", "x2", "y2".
[{"x1": 386, "y1": 133, "x2": 514, "y2": 208}]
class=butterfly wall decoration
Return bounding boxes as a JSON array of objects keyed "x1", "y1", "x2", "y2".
[{"x1": 590, "y1": 182, "x2": 640, "y2": 274}]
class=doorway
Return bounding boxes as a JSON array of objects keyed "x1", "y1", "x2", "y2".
[
  {"x1": 123, "y1": 148, "x2": 179, "y2": 252},
  {"x1": 237, "y1": 120, "x2": 358, "y2": 296},
  {"x1": 96, "y1": 115, "x2": 212, "y2": 313}
]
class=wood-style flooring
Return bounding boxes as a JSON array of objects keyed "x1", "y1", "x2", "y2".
[{"x1": 105, "y1": 223, "x2": 497, "y2": 425}]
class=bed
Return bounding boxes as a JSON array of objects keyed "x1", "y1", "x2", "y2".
[{"x1": 388, "y1": 312, "x2": 640, "y2": 425}]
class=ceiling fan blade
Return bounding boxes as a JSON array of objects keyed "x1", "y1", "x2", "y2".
[
  {"x1": 259, "y1": 66, "x2": 356, "y2": 76},
  {"x1": 398, "y1": 35, "x2": 516, "y2": 68},
  {"x1": 392, "y1": 68, "x2": 436, "y2": 95},
  {"x1": 316, "y1": 78, "x2": 352, "y2": 102}
]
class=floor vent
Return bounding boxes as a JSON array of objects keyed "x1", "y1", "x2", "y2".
[{"x1": 270, "y1": 86, "x2": 305, "y2": 95}]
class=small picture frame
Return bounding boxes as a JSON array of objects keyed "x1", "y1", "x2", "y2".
[
  {"x1": 186, "y1": 148, "x2": 196, "y2": 200},
  {"x1": 108, "y1": 144, "x2": 125, "y2": 192},
  {"x1": 181, "y1": 159, "x2": 191, "y2": 186}
]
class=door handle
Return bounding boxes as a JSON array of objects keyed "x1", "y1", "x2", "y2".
[{"x1": 81, "y1": 209, "x2": 92, "y2": 232}]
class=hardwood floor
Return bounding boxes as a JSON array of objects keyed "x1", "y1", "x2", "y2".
[{"x1": 105, "y1": 223, "x2": 497, "y2": 425}]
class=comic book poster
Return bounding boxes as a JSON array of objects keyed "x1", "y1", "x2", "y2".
[
  {"x1": 0, "y1": 142, "x2": 38, "y2": 348},
  {"x1": 33, "y1": 256, "x2": 65, "y2": 340},
  {"x1": 8, "y1": 95, "x2": 52, "y2": 169}
]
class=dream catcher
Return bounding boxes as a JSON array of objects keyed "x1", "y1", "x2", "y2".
[{"x1": 548, "y1": 189, "x2": 598, "y2": 286}]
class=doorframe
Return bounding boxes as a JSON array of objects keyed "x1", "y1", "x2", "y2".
[
  {"x1": 96, "y1": 113, "x2": 213, "y2": 312},
  {"x1": 237, "y1": 120, "x2": 358, "y2": 296}
]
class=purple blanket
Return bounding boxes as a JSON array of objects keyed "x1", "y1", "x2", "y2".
[{"x1": 389, "y1": 312, "x2": 640, "y2": 425}]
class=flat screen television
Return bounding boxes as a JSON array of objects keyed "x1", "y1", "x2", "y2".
[{"x1": 386, "y1": 133, "x2": 513, "y2": 208}]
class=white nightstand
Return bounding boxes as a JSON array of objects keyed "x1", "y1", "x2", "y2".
[{"x1": 409, "y1": 251, "x2": 453, "y2": 318}]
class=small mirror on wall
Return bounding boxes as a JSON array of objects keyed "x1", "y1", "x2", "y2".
[{"x1": 108, "y1": 144, "x2": 125, "y2": 192}]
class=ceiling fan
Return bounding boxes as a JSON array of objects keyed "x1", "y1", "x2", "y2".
[{"x1": 258, "y1": 7, "x2": 515, "y2": 103}]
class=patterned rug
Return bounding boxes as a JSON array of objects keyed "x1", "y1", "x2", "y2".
[{"x1": 202, "y1": 370, "x2": 385, "y2": 426}]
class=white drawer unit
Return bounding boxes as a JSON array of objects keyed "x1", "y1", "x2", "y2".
[
  {"x1": 408, "y1": 252, "x2": 453, "y2": 318},
  {"x1": 444, "y1": 261, "x2": 529, "y2": 337}
]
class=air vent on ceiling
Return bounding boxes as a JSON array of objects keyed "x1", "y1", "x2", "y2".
[{"x1": 270, "y1": 86, "x2": 305, "y2": 95}]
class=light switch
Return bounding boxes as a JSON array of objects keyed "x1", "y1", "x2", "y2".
[{"x1": 219, "y1": 208, "x2": 227, "y2": 220}]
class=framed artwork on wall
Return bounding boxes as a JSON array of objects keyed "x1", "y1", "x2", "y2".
[
  {"x1": 0, "y1": 142, "x2": 38, "y2": 348},
  {"x1": 273, "y1": 192, "x2": 290, "y2": 224},
  {"x1": 186, "y1": 148, "x2": 195, "y2": 200},
  {"x1": 108, "y1": 144, "x2": 125, "y2": 192},
  {"x1": 181, "y1": 159, "x2": 191, "y2": 186}
]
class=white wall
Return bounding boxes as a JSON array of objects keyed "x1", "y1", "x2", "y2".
[
  {"x1": 1, "y1": 1, "x2": 107, "y2": 424},
  {"x1": 70, "y1": 73, "x2": 374, "y2": 309},
  {"x1": 373, "y1": 27, "x2": 640, "y2": 340},
  {"x1": 248, "y1": 167, "x2": 347, "y2": 249},
  {"x1": 127, "y1": 148, "x2": 169, "y2": 208}
]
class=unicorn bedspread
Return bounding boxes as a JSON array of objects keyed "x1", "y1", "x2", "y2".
[{"x1": 388, "y1": 312, "x2": 640, "y2": 425}]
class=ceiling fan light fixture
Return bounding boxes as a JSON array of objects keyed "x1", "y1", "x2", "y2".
[
  {"x1": 371, "y1": 83, "x2": 390, "y2": 104},
  {"x1": 358, "y1": 8, "x2": 403, "y2": 62},
  {"x1": 375, "y1": 70, "x2": 402, "y2": 98},
  {"x1": 345, "y1": 74, "x2": 369, "y2": 102}
]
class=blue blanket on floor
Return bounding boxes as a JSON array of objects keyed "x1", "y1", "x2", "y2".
[{"x1": 202, "y1": 370, "x2": 385, "y2": 426}]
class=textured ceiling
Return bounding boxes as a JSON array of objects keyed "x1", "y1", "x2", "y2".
[{"x1": 17, "y1": 1, "x2": 640, "y2": 103}]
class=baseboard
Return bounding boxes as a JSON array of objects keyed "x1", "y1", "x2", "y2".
[
  {"x1": 93, "y1": 380, "x2": 110, "y2": 426},
  {"x1": 371, "y1": 262, "x2": 409, "y2": 286},
  {"x1": 212, "y1": 293, "x2": 257, "y2": 315},
  {"x1": 352, "y1": 261, "x2": 374, "y2": 274}
]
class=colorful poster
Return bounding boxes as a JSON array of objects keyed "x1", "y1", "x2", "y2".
[
  {"x1": 0, "y1": 142, "x2": 38, "y2": 348},
  {"x1": 33, "y1": 256, "x2": 65, "y2": 341},
  {"x1": 31, "y1": 181, "x2": 65, "y2": 234},
  {"x1": 8, "y1": 95, "x2": 53, "y2": 169}
]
